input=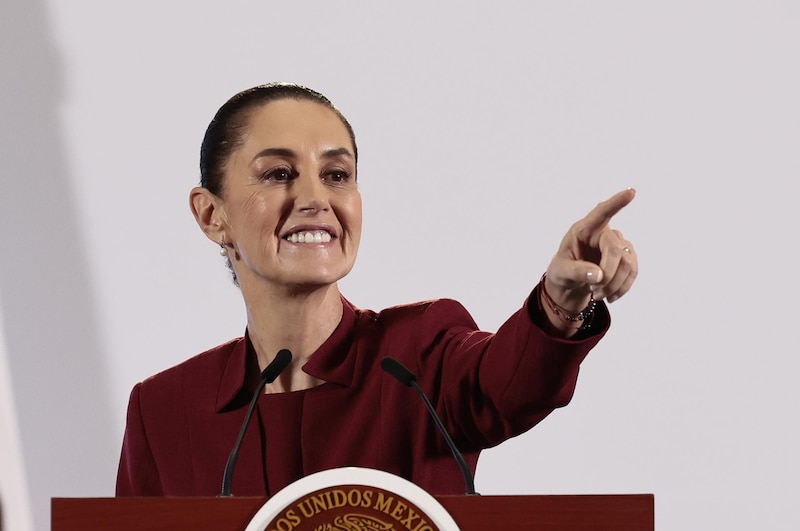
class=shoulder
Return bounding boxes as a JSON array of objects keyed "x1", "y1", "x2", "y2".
[
  {"x1": 135, "y1": 337, "x2": 244, "y2": 401},
  {"x1": 351, "y1": 299, "x2": 480, "y2": 364},
  {"x1": 358, "y1": 298, "x2": 476, "y2": 329}
]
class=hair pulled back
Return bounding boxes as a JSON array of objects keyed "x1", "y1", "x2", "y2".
[{"x1": 199, "y1": 82, "x2": 358, "y2": 196}]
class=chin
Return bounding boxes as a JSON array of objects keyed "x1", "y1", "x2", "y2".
[
  {"x1": 241, "y1": 260, "x2": 356, "y2": 293},
  {"x1": 286, "y1": 268, "x2": 352, "y2": 290}
]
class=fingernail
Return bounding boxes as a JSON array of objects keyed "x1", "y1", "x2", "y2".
[{"x1": 587, "y1": 270, "x2": 604, "y2": 284}]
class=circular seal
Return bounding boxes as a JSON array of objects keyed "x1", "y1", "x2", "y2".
[{"x1": 244, "y1": 467, "x2": 460, "y2": 531}]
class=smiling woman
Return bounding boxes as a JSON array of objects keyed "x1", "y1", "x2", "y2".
[
  {"x1": 194, "y1": 84, "x2": 360, "y2": 290},
  {"x1": 115, "y1": 82, "x2": 639, "y2": 498}
]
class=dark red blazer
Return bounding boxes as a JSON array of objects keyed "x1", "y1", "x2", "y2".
[{"x1": 116, "y1": 290, "x2": 608, "y2": 496}]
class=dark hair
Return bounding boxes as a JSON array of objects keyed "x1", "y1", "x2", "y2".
[{"x1": 199, "y1": 82, "x2": 358, "y2": 196}]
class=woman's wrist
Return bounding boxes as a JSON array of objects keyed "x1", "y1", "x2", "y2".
[{"x1": 538, "y1": 273, "x2": 596, "y2": 335}]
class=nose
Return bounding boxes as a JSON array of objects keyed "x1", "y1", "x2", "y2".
[{"x1": 293, "y1": 173, "x2": 329, "y2": 214}]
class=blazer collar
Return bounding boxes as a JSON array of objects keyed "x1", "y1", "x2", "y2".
[{"x1": 215, "y1": 297, "x2": 358, "y2": 412}]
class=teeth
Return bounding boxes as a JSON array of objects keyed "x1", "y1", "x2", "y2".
[{"x1": 286, "y1": 230, "x2": 332, "y2": 243}]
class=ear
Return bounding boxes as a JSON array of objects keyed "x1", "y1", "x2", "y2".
[{"x1": 189, "y1": 187, "x2": 227, "y2": 244}]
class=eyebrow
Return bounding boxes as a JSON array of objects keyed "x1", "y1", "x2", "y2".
[{"x1": 250, "y1": 147, "x2": 354, "y2": 164}]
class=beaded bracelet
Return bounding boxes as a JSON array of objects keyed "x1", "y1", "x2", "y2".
[{"x1": 539, "y1": 273, "x2": 596, "y2": 330}]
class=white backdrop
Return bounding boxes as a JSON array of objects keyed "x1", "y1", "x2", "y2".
[{"x1": 1, "y1": 1, "x2": 798, "y2": 530}]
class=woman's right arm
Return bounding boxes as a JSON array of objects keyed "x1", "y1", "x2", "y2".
[{"x1": 116, "y1": 383, "x2": 163, "y2": 496}]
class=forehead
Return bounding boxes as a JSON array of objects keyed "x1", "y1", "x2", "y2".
[{"x1": 240, "y1": 99, "x2": 352, "y2": 152}]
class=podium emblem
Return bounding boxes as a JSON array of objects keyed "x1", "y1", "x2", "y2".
[{"x1": 244, "y1": 468, "x2": 460, "y2": 531}]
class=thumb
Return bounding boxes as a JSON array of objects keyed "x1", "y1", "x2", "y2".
[{"x1": 548, "y1": 258, "x2": 604, "y2": 289}]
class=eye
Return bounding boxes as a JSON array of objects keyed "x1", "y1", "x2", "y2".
[
  {"x1": 262, "y1": 167, "x2": 294, "y2": 182},
  {"x1": 324, "y1": 169, "x2": 352, "y2": 184}
]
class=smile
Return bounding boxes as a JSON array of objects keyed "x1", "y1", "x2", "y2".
[{"x1": 284, "y1": 230, "x2": 333, "y2": 243}]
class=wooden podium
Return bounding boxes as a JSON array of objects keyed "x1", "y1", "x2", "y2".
[{"x1": 52, "y1": 494, "x2": 654, "y2": 530}]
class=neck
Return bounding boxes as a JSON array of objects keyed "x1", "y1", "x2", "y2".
[{"x1": 241, "y1": 282, "x2": 343, "y2": 393}]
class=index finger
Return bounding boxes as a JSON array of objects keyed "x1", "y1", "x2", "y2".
[{"x1": 581, "y1": 188, "x2": 636, "y2": 233}]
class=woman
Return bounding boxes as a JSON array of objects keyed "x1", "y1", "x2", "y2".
[{"x1": 116, "y1": 83, "x2": 638, "y2": 497}]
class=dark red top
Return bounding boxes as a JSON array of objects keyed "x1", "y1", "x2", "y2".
[{"x1": 116, "y1": 289, "x2": 609, "y2": 496}]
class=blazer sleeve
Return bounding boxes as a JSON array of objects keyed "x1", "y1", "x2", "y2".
[
  {"x1": 116, "y1": 382, "x2": 163, "y2": 496},
  {"x1": 409, "y1": 285, "x2": 610, "y2": 452}
]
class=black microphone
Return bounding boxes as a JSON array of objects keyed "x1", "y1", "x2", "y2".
[
  {"x1": 380, "y1": 356, "x2": 479, "y2": 496},
  {"x1": 219, "y1": 348, "x2": 292, "y2": 497}
]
